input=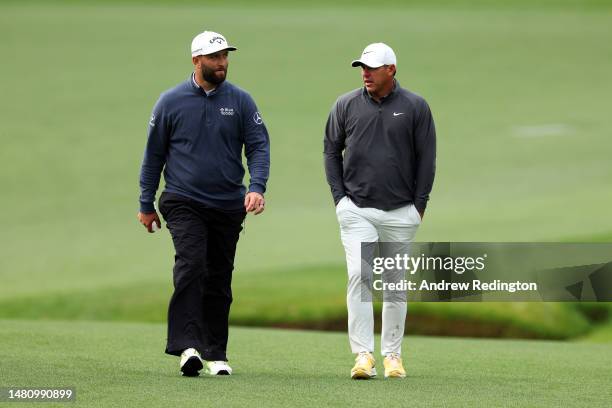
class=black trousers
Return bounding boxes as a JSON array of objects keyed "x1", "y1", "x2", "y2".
[{"x1": 158, "y1": 192, "x2": 245, "y2": 361}]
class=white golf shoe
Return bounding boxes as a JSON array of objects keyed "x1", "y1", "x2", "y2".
[
  {"x1": 179, "y1": 348, "x2": 203, "y2": 377},
  {"x1": 206, "y1": 360, "x2": 232, "y2": 375}
]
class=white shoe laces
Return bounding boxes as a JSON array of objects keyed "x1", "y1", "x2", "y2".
[
  {"x1": 386, "y1": 353, "x2": 401, "y2": 362},
  {"x1": 356, "y1": 351, "x2": 371, "y2": 364}
]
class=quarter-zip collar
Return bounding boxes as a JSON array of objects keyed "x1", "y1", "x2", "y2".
[
  {"x1": 189, "y1": 72, "x2": 226, "y2": 97},
  {"x1": 362, "y1": 79, "x2": 399, "y2": 104}
]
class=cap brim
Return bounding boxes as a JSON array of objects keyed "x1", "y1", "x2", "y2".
[
  {"x1": 351, "y1": 58, "x2": 384, "y2": 68},
  {"x1": 193, "y1": 46, "x2": 238, "y2": 57}
]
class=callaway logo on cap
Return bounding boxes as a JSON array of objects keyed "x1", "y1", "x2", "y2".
[
  {"x1": 191, "y1": 31, "x2": 237, "y2": 57},
  {"x1": 351, "y1": 43, "x2": 397, "y2": 68}
]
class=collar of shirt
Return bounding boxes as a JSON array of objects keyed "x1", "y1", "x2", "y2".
[
  {"x1": 362, "y1": 79, "x2": 400, "y2": 103},
  {"x1": 191, "y1": 72, "x2": 216, "y2": 96}
]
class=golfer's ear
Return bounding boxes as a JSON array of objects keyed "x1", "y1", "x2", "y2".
[{"x1": 192, "y1": 56, "x2": 199, "y2": 66}]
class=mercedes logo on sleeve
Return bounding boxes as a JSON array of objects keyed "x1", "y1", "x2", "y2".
[{"x1": 253, "y1": 112, "x2": 263, "y2": 125}]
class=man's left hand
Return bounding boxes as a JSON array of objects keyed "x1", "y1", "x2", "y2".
[{"x1": 245, "y1": 192, "x2": 265, "y2": 215}]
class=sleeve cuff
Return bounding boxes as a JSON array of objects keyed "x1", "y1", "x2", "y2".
[
  {"x1": 333, "y1": 192, "x2": 346, "y2": 206},
  {"x1": 140, "y1": 201, "x2": 156, "y2": 213},
  {"x1": 414, "y1": 200, "x2": 427, "y2": 214},
  {"x1": 248, "y1": 183, "x2": 266, "y2": 194}
]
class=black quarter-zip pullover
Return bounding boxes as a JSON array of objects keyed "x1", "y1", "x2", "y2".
[{"x1": 324, "y1": 80, "x2": 436, "y2": 212}]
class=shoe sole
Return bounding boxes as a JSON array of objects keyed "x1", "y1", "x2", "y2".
[
  {"x1": 206, "y1": 363, "x2": 232, "y2": 376},
  {"x1": 384, "y1": 370, "x2": 406, "y2": 379},
  {"x1": 181, "y1": 356, "x2": 203, "y2": 377},
  {"x1": 351, "y1": 367, "x2": 377, "y2": 380}
]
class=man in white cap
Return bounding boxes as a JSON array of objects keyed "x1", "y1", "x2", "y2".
[
  {"x1": 137, "y1": 31, "x2": 270, "y2": 377},
  {"x1": 324, "y1": 43, "x2": 436, "y2": 379}
]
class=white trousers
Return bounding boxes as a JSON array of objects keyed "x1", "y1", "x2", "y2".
[{"x1": 336, "y1": 196, "x2": 420, "y2": 356}]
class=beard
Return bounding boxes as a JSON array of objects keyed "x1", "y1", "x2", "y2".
[{"x1": 201, "y1": 65, "x2": 227, "y2": 85}]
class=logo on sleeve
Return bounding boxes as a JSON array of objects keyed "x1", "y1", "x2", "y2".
[
  {"x1": 253, "y1": 111, "x2": 263, "y2": 125},
  {"x1": 149, "y1": 114, "x2": 156, "y2": 127}
]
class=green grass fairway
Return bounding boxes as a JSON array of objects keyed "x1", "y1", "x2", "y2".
[
  {"x1": 1, "y1": 319, "x2": 611, "y2": 407},
  {"x1": 1, "y1": 0, "x2": 611, "y2": 338},
  {"x1": 1, "y1": 1, "x2": 612, "y2": 298},
  {"x1": 1, "y1": 4, "x2": 612, "y2": 405}
]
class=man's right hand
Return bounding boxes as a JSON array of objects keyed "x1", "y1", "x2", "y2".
[{"x1": 138, "y1": 211, "x2": 162, "y2": 233}]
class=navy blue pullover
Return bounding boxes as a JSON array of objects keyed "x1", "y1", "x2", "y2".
[{"x1": 139, "y1": 75, "x2": 270, "y2": 213}]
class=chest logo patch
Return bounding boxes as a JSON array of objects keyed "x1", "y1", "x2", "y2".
[{"x1": 220, "y1": 107, "x2": 235, "y2": 116}]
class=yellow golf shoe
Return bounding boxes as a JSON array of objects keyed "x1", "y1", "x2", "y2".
[
  {"x1": 351, "y1": 351, "x2": 377, "y2": 379},
  {"x1": 383, "y1": 353, "x2": 406, "y2": 378}
]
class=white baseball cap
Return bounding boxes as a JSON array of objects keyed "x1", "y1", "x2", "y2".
[
  {"x1": 351, "y1": 43, "x2": 397, "y2": 68},
  {"x1": 191, "y1": 31, "x2": 237, "y2": 57}
]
